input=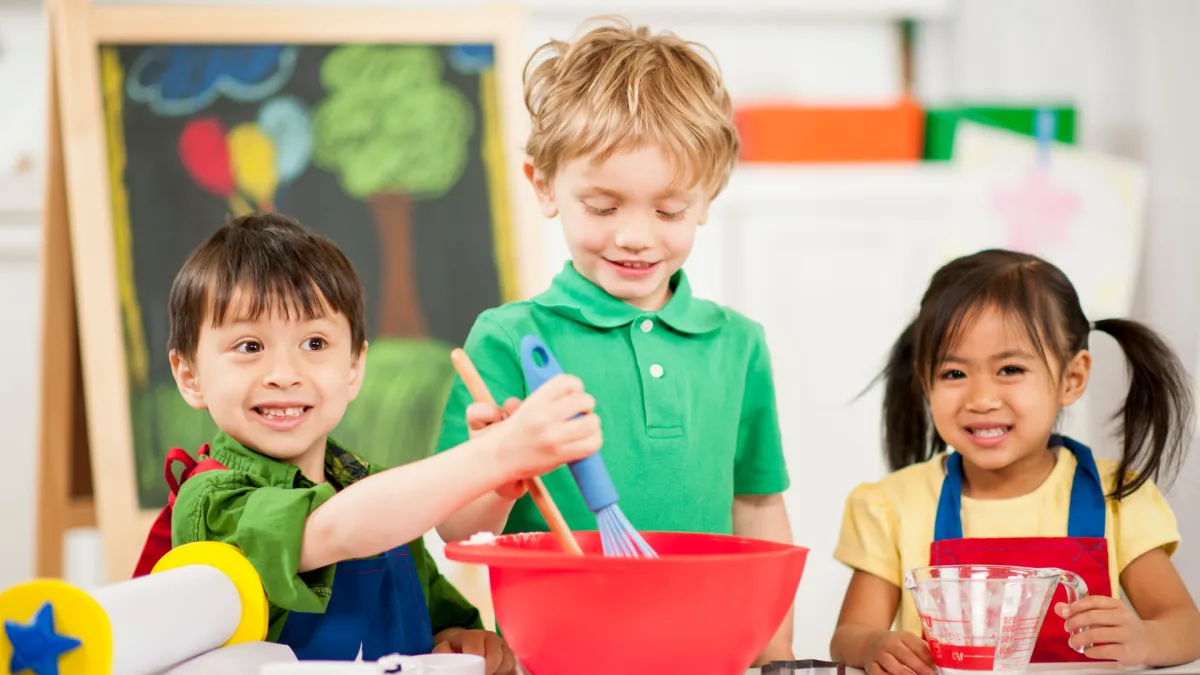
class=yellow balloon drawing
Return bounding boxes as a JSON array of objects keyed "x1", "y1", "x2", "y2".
[{"x1": 227, "y1": 123, "x2": 278, "y2": 212}]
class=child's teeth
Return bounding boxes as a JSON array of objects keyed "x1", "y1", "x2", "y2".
[
  {"x1": 973, "y1": 427, "x2": 1006, "y2": 437},
  {"x1": 262, "y1": 407, "x2": 304, "y2": 418}
]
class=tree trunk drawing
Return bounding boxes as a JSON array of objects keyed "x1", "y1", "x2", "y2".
[{"x1": 369, "y1": 192, "x2": 426, "y2": 338}]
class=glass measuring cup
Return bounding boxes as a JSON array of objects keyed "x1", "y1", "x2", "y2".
[{"x1": 903, "y1": 565, "x2": 1089, "y2": 674}]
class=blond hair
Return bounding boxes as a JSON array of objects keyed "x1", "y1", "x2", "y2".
[{"x1": 523, "y1": 16, "x2": 739, "y2": 197}]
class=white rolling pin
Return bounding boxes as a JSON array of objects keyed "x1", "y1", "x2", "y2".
[{"x1": 0, "y1": 541, "x2": 270, "y2": 675}]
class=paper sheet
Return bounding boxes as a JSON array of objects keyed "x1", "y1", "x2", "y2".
[
  {"x1": 162, "y1": 641, "x2": 297, "y2": 675},
  {"x1": 946, "y1": 121, "x2": 1149, "y2": 319}
]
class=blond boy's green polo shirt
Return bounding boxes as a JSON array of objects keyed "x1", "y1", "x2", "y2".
[
  {"x1": 171, "y1": 431, "x2": 482, "y2": 641},
  {"x1": 435, "y1": 262, "x2": 789, "y2": 536}
]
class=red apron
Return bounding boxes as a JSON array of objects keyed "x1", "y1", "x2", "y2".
[{"x1": 928, "y1": 435, "x2": 1112, "y2": 664}]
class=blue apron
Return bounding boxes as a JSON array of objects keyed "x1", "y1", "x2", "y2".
[{"x1": 276, "y1": 544, "x2": 436, "y2": 661}]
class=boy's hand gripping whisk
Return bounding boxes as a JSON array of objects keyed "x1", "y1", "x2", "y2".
[{"x1": 519, "y1": 335, "x2": 657, "y2": 558}]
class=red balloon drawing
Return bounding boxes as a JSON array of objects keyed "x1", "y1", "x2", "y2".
[{"x1": 179, "y1": 117, "x2": 234, "y2": 197}]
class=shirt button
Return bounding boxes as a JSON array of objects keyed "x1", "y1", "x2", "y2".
[
  {"x1": 650, "y1": 364, "x2": 664, "y2": 378},
  {"x1": 640, "y1": 319, "x2": 654, "y2": 333}
]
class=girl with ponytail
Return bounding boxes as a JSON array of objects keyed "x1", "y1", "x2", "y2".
[{"x1": 830, "y1": 249, "x2": 1200, "y2": 673}]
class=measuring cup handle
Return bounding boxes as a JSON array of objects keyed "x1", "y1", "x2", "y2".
[
  {"x1": 1058, "y1": 569, "x2": 1090, "y2": 604},
  {"x1": 1055, "y1": 569, "x2": 1091, "y2": 654}
]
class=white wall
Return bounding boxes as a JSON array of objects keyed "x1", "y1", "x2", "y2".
[
  {"x1": 0, "y1": 177, "x2": 40, "y2": 590},
  {"x1": 0, "y1": 6, "x2": 46, "y2": 591}
]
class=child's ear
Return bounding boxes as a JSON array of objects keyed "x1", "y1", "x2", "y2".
[
  {"x1": 1060, "y1": 349, "x2": 1092, "y2": 407},
  {"x1": 169, "y1": 349, "x2": 207, "y2": 411},
  {"x1": 696, "y1": 199, "x2": 712, "y2": 226},
  {"x1": 524, "y1": 159, "x2": 558, "y2": 219},
  {"x1": 348, "y1": 341, "x2": 368, "y2": 401}
]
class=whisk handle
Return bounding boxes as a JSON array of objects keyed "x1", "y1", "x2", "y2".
[{"x1": 519, "y1": 334, "x2": 619, "y2": 512}]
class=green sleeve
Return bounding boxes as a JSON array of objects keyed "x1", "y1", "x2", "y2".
[
  {"x1": 410, "y1": 537, "x2": 484, "y2": 634},
  {"x1": 733, "y1": 322, "x2": 791, "y2": 495},
  {"x1": 172, "y1": 471, "x2": 338, "y2": 615},
  {"x1": 435, "y1": 314, "x2": 527, "y2": 455}
]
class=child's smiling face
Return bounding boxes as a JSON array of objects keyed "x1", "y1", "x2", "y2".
[
  {"x1": 927, "y1": 305, "x2": 1090, "y2": 477},
  {"x1": 170, "y1": 288, "x2": 366, "y2": 479},
  {"x1": 528, "y1": 143, "x2": 710, "y2": 312}
]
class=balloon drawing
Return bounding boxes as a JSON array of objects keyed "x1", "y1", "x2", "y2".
[
  {"x1": 228, "y1": 123, "x2": 278, "y2": 213},
  {"x1": 259, "y1": 95, "x2": 313, "y2": 185},
  {"x1": 258, "y1": 95, "x2": 313, "y2": 209},
  {"x1": 178, "y1": 116, "x2": 252, "y2": 215}
]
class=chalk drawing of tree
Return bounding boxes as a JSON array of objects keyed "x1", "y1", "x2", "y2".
[{"x1": 313, "y1": 46, "x2": 473, "y2": 338}]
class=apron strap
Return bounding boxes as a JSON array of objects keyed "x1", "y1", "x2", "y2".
[
  {"x1": 933, "y1": 435, "x2": 1106, "y2": 541},
  {"x1": 1056, "y1": 435, "x2": 1106, "y2": 538},
  {"x1": 934, "y1": 452, "x2": 966, "y2": 541}
]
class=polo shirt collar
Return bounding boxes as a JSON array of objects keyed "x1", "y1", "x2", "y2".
[
  {"x1": 208, "y1": 431, "x2": 372, "y2": 489},
  {"x1": 532, "y1": 262, "x2": 728, "y2": 334}
]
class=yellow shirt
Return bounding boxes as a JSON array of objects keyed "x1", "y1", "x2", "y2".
[{"x1": 833, "y1": 449, "x2": 1180, "y2": 637}]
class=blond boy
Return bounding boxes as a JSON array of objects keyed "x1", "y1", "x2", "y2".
[{"x1": 435, "y1": 17, "x2": 795, "y2": 663}]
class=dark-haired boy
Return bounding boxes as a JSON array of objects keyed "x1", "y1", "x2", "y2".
[{"x1": 164, "y1": 213, "x2": 603, "y2": 673}]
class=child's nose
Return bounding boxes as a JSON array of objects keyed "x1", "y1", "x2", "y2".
[
  {"x1": 613, "y1": 215, "x2": 653, "y2": 250},
  {"x1": 965, "y1": 380, "x2": 1002, "y2": 412},
  {"x1": 262, "y1": 352, "x2": 303, "y2": 388}
]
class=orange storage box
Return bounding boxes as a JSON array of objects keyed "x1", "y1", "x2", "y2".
[{"x1": 734, "y1": 96, "x2": 924, "y2": 163}]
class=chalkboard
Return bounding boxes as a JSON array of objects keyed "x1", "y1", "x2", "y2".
[
  {"x1": 49, "y1": 1, "x2": 534, "y2": 584},
  {"x1": 95, "y1": 41, "x2": 523, "y2": 508}
]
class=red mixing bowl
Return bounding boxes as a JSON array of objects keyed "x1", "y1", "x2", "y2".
[{"x1": 444, "y1": 531, "x2": 808, "y2": 675}]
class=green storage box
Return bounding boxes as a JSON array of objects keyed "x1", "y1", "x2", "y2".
[{"x1": 924, "y1": 106, "x2": 1077, "y2": 160}]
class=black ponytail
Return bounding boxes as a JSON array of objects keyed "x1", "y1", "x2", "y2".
[
  {"x1": 881, "y1": 320, "x2": 942, "y2": 471},
  {"x1": 1091, "y1": 318, "x2": 1194, "y2": 499}
]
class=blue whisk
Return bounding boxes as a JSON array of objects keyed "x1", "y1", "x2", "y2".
[{"x1": 519, "y1": 335, "x2": 657, "y2": 558}]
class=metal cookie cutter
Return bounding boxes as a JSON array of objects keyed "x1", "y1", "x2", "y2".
[{"x1": 762, "y1": 659, "x2": 846, "y2": 675}]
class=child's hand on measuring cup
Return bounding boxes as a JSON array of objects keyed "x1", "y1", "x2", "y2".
[
  {"x1": 1057, "y1": 596, "x2": 1152, "y2": 666},
  {"x1": 863, "y1": 630, "x2": 936, "y2": 675}
]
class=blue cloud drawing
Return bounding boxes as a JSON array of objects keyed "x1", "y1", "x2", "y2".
[
  {"x1": 126, "y1": 45, "x2": 300, "y2": 116},
  {"x1": 447, "y1": 44, "x2": 495, "y2": 75}
]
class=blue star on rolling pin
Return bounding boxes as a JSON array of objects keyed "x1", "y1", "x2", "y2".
[{"x1": 4, "y1": 602, "x2": 82, "y2": 675}]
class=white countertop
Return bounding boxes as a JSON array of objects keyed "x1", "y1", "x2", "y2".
[
  {"x1": 522, "y1": 659, "x2": 1200, "y2": 674},
  {"x1": 746, "y1": 663, "x2": 1200, "y2": 675}
]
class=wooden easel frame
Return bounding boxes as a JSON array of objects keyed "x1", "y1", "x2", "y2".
[
  {"x1": 36, "y1": 11, "x2": 98, "y2": 580},
  {"x1": 41, "y1": 0, "x2": 539, "y2": 585}
]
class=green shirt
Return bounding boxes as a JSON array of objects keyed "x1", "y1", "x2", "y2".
[
  {"x1": 172, "y1": 431, "x2": 482, "y2": 641},
  {"x1": 435, "y1": 262, "x2": 790, "y2": 535}
]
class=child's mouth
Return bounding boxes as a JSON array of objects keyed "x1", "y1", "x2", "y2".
[
  {"x1": 605, "y1": 259, "x2": 660, "y2": 279},
  {"x1": 966, "y1": 425, "x2": 1012, "y2": 446},
  {"x1": 254, "y1": 405, "x2": 312, "y2": 430}
]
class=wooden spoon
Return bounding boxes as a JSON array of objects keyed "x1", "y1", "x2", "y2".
[{"x1": 450, "y1": 348, "x2": 584, "y2": 556}]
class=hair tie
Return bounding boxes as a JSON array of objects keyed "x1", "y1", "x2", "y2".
[{"x1": 1088, "y1": 321, "x2": 1096, "y2": 331}]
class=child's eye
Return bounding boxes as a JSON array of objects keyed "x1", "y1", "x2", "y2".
[
  {"x1": 303, "y1": 337, "x2": 327, "y2": 351},
  {"x1": 999, "y1": 365, "x2": 1025, "y2": 376},
  {"x1": 235, "y1": 340, "x2": 262, "y2": 354},
  {"x1": 939, "y1": 369, "x2": 965, "y2": 381},
  {"x1": 657, "y1": 209, "x2": 685, "y2": 221},
  {"x1": 584, "y1": 203, "x2": 615, "y2": 216}
]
